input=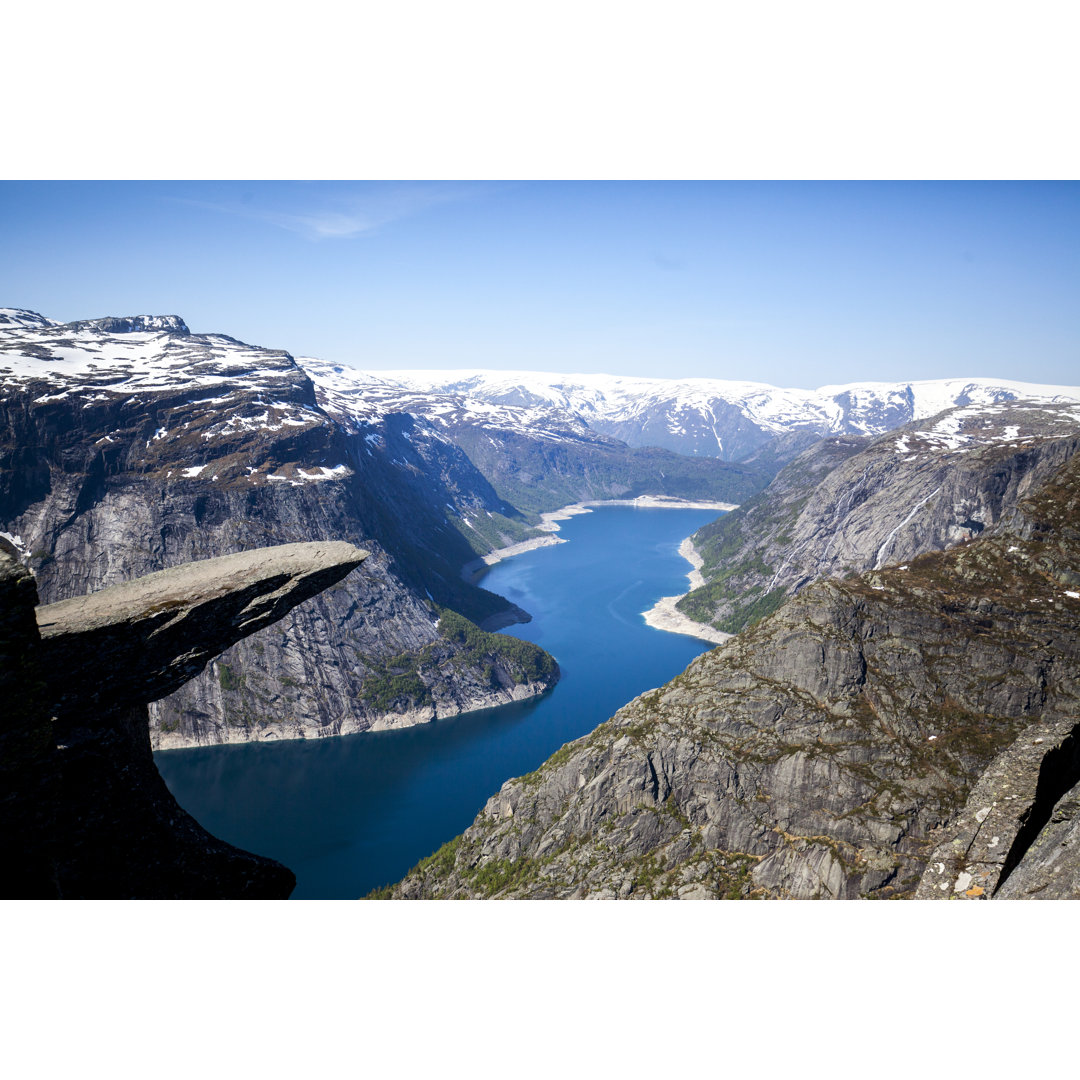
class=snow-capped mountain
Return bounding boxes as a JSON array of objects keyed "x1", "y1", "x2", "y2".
[
  {"x1": 0, "y1": 310, "x2": 568, "y2": 748},
  {"x1": 0, "y1": 307, "x2": 60, "y2": 330},
  {"x1": 301, "y1": 358, "x2": 600, "y2": 444},
  {"x1": 361, "y1": 368, "x2": 1080, "y2": 461},
  {"x1": 0, "y1": 309, "x2": 762, "y2": 747}
]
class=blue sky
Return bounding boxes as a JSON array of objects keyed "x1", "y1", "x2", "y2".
[{"x1": 1, "y1": 180, "x2": 1077, "y2": 388}]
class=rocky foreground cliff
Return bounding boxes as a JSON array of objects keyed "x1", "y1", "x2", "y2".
[
  {"x1": 2, "y1": 538, "x2": 366, "y2": 898},
  {"x1": 388, "y1": 443, "x2": 1080, "y2": 899}
]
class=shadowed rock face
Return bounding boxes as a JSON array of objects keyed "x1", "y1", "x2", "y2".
[
  {"x1": 0, "y1": 538, "x2": 58, "y2": 896},
  {"x1": 2, "y1": 540, "x2": 367, "y2": 899}
]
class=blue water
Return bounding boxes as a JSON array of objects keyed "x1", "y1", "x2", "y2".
[{"x1": 155, "y1": 506, "x2": 724, "y2": 898}]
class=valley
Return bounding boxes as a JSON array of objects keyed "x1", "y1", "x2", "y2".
[
  {"x1": 391, "y1": 437, "x2": 1080, "y2": 900},
  {"x1": 4, "y1": 306, "x2": 1080, "y2": 900},
  {"x1": 0, "y1": 310, "x2": 756, "y2": 750}
]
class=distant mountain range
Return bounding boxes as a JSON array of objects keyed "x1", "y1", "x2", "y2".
[
  {"x1": 352, "y1": 366, "x2": 1080, "y2": 461},
  {"x1": 7, "y1": 306, "x2": 1075, "y2": 465}
]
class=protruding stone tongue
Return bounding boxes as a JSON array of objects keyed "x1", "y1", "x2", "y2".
[
  {"x1": 2, "y1": 541, "x2": 366, "y2": 898},
  {"x1": 37, "y1": 541, "x2": 367, "y2": 720}
]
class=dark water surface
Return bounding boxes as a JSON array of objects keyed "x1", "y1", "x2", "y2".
[{"x1": 156, "y1": 506, "x2": 724, "y2": 899}]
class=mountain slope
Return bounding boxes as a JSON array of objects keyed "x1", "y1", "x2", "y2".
[
  {"x1": 388, "y1": 446, "x2": 1080, "y2": 900},
  {"x1": 677, "y1": 400, "x2": 1080, "y2": 634}
]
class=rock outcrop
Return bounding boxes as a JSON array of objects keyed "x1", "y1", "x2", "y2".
[
  {"x1": 2, "y1": 540, "x2": 367, "y2": 898},
  {"x1": 678, "y1": 401, "x2": 1080, "y2": 634},
  {"x1": 388, "y1": 447, "x2": 1080, "y2": 899}
]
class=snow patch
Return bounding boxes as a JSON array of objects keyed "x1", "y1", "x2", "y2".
[
  {"x1": 296, "y1": 465, "x2": 350, "y2": 481},
  {"x1": 0, "y1": 531, "x2": 26, "y2": 555}
]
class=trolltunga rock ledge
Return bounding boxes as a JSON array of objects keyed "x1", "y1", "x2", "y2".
[
  {"x1": 36, "y1": 541, "x2": 368, "y2": 722},
  {"x1": 3, "y1": 540, "x2": 367, "y2": 899}
]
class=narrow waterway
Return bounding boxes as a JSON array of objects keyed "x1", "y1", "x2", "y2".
[{"x1": 155, "y1": 505, "x2": 725, "y2": 898}]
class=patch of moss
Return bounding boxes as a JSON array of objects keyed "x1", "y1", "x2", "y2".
[{"x1": 218, "y1": 663, "x2": 245, "y2": 692}]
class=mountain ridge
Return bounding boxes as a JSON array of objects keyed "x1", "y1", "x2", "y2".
[{"x1": 357, "y1": 366, "x2": 1080, "y2": 461}]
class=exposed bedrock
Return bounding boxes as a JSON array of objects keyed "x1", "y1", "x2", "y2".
[
  {"x1": 37, "y1": 542, "x2": 369, "y2": 720},
  {"x1": 388, "y1": 451, "x2": 1080, "y2": 899},
  {"x1": 2, "y1": 540, "x2": 367, "y2": 898},
  {"x1": 679, "y1": 406, "x2": 1080, "y2": 636}
]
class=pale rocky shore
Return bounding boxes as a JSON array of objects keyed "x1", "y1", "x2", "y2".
[
  {"x1": 642, "y1": 536, "x2": 733, "y2": 646},
  {"x1": 461, "y1": 496, "x2": 738, "y2": 584},
  {"x1": 460, "y1": 534, "x2": 567, "y2": 584},
  {"x1": 462, "y1": 497, "x2": 736, "y2": 645}
]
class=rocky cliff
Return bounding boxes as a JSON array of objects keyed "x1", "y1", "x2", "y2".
[
  {"x1": 3, "y1": 539, "x2": 367, "y2": 898},
  {"x1": 387, "y1": 444, "x2": 1080, "y2": 899},
  {"x1": 0, "y1": 310, "x2": 560, "y2": 747},
  {"x1": 677, "y1": 401, "x2": 1080, "y2": 634}
]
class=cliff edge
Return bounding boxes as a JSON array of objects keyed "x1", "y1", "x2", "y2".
[{"x1": 2, "y1": 540, "x2": 367, "y2": 898}]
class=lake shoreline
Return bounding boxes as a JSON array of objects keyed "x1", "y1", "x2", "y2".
[
  {"x1": 461, "y1": 496, "x2": 739, "y2": 586},
  {"x1": 641, "y1": 536, "x2": 733, "y2": 647}
]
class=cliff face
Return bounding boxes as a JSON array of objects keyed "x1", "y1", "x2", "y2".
[
  {"x1": 389, "y1": 447, "x2": 1080, "y2": 899},
  {"x1": 0, "y1": 538, "x2": 57, "y2": 895},
  {"x1": 678, "y1": 401, "x2": 1080, "y2": 634},
  {"x1": 0, "y1": 313, "x2": 558, "y2": 747}
]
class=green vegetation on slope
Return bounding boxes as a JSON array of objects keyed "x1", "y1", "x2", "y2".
[
  {"x1": 437, "y1": 608, "x2": 557, "y2": 684},
  {"x1": 355, "y1": 607, "x2": 558, "y2": 714},
  {"x1": 448, "y1": 510, "x2": 542, "y2": 556}
]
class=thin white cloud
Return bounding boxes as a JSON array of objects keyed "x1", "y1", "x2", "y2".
[{"x1": 167, "y1": 183, "x2": 492, "y2": 240}]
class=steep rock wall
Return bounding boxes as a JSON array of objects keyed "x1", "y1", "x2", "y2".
[
  {"x1": 0, "y1": 318, "x2": 557, "y2": 747},
  {"x1": 388, "y1": 449, "x2": 1080, "y2": 899}
]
